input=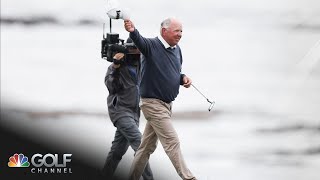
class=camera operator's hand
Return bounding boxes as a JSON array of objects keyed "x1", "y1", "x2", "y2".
[
  {"x1": 113, "y1": 53, "x2": 125, "y2": 68},
  {"x1": 124, "y1": 20, "x2": 135, "y2": 32}
]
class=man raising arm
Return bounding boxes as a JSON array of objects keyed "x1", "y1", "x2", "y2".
[{"x1": 124, "y1": 18, "x2": 196, "y2": 180}]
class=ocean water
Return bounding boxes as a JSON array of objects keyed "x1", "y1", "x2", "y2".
[{"x1": 1, "y1": 0, "x2": 320, "y2": 179}]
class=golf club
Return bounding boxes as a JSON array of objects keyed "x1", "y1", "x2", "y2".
[{"x1": 191, "y1": 84, "x2": 215, "y2": 111}]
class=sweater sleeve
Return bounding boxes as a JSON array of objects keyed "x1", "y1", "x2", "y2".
[
  {"x1": 178, "y1": 47, "x2": 185, "y2": 85},
  {"x1": 180, "y1": 74, "x2": 186, "y2": 85},
  {"x1": 129, "y1": 29, "x2": 151, "y2": 57}
]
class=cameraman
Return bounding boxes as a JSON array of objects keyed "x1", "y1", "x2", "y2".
[{"x1": 102, "y1": 40, "x2": 154, "y2": 180}]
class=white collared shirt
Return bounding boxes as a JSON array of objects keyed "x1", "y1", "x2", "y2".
[{"x1": 158, "y1": 34, "x2": 176, "y2": 49}]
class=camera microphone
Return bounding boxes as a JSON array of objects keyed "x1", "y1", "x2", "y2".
[{"x1": 107, "y1": 8, "x2": 130, "y2": 20}]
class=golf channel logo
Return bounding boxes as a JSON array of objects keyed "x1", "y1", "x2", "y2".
[{"x1": 8, "y1": 153, "x2": 72, "y2": 174}]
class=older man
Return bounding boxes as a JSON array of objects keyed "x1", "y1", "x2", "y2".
[{"x1": 124, "y1": 18, "x2": 197, "y2": 180}]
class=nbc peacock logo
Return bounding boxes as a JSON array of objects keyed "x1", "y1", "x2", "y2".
[{"x1": 8, "y1": 153, "x2": 30, "y2": 167}]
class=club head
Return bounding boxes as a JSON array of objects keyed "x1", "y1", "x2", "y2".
[{"x1": 208, "y1": 101, "x2": 215, "y2": 112}]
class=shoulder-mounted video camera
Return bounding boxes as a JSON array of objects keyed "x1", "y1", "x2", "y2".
[
  {"x1": 101, "y1": 9, "x2": 140, "y2": 63},
  {"x1": 101, "y1": 33, "x2": 140, "y2": 62}
]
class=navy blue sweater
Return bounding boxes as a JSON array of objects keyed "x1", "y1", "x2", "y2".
[{"x1": 130, "y1": 29, "x2": 184, "y2": 103}]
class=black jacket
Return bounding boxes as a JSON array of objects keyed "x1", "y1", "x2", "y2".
[{"x1": 105, "y1": 61, "x2": 141, "y2": 124}]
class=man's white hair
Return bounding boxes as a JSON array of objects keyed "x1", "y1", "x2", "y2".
[{"x1": 161, "y1": 18, "x2": 171, "y2": 29}]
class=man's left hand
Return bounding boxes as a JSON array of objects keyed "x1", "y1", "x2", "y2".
[{"x1": 182, "y1": 75, "x2": 192, "y2": 88}]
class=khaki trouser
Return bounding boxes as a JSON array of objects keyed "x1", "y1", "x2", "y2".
[{"x1": 129, "y1": 98, "x2": 196, "y2": 180}]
